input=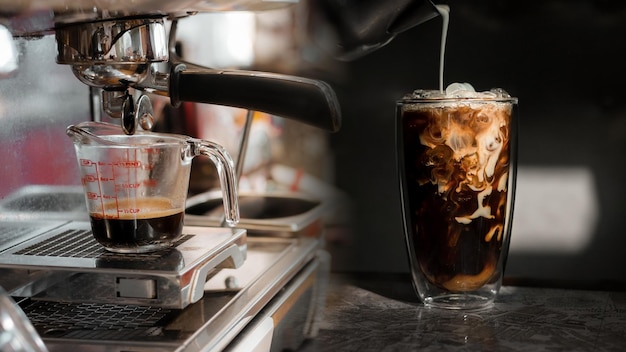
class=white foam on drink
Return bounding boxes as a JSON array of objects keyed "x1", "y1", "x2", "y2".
[{"x1": 407, "y1": 83, "x2": 514, "y2": 101}]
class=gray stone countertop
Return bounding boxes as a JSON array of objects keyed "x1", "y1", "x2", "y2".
[{"x1": 299, "y1": 274, "x2": 626, "y2": 352}]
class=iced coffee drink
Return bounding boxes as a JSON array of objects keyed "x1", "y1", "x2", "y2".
[{"x1": 397, "y1": 83, "x2": 517, "y2": 309}]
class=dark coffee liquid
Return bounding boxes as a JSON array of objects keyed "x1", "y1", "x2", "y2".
[
  {"x1": 89, "y1": 198, "x2": 184, "y2": 253},
  {"x1": 400, "y1": 103, "x2": 512, "y2": 292}
]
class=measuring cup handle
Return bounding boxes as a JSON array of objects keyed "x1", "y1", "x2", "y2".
[{"x1": 191, "y1": 139, "x2": 240, "y2": 226}]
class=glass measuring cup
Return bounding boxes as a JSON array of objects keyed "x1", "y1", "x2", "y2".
[{"x1": 67, "y1": 121, "x2": 239, "y2": 253}]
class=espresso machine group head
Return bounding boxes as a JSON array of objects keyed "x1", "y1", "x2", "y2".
[
  {"x1": 54, "y1": 14, "x2": 343, "y2": 135},
  {"x1": 55, "y1": 17, "x2": 169, "y2": 134},
  {"x1": 1, "y1": 0, "x2": 345, "y2": 135}
]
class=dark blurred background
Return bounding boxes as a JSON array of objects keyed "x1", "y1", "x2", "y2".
[{"x1": 328, "y1": 0, "x2": 626, "y2": 285}]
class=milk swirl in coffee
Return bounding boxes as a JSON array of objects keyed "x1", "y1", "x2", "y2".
[{"x1": 399, "y1": 84, "x2": 515, "y2": 292}]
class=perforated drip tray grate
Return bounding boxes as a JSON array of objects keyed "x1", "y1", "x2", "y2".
[
  {"x1": 0, "y1": 221, "x2": 247, "y2": 309},
  {"x1": 10, "y1": 236, "x2": 324, "y2": 351},
  {"x1": 14, "y1": 227, "x2": 192, "y2": 260},
  {"x1": 20, "y1": 299, "x2": 176, "y2": 341}
]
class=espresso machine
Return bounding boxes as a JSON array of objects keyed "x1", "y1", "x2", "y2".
[{"x1": 0, "y1": 1, "x2": 440, "y2": 351}]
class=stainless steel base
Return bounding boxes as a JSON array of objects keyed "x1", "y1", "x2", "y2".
[
  {"x1": 0, "y1": 186, "x2": 330, "y2": 351},
  {"x1": 16, "y1": 237, "x2": 328, "y2": 352},
  {"x1": 0, "y1": 221, "x2": 247, "y2": 309}
]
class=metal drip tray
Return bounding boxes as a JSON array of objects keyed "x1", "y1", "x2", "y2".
[
  {"x1": 0, "y1": 221, "x2": 246, "y2": 309},
  {"x1": 12, "y1": 237, "x2": 327, "y2": 352},
  {"x1": 20, "y1": 300, "x2": 174, "y2": 340},
  {"x1": 0, "y1": 188, "x2": 330, "y2": 351},
  {"x1": 186, "y1": 191, "x2": 327, "y2": 237}
]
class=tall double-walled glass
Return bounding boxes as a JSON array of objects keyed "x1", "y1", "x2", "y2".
[{"x1": 396, "y1": 90, "x2": 518, "y2": 309}]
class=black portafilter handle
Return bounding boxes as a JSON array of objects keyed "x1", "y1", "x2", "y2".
[{"x1": 169, "y1": 64, "x2": 342, "y2": 132}]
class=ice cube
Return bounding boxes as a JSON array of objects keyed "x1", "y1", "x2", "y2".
[{"x1": 445, "y1": 82, "x2": 476, "y2": 97}]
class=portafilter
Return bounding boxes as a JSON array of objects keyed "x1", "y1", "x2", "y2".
[{"x1": 54, "y1": 16, "x2": 342, "y2": 134}]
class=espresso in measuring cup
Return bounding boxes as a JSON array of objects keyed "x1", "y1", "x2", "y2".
[
  {"x1": 89, "y1": 197, "x2": 184, "y2": 253},
  {"x1": 68, "y1": 121, "x2": 240, "y2": 253}
]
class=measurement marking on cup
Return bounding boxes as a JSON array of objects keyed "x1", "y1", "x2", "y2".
[
  {"x1": 97, "y1": 162, "x2": 105, "y2": 218},
  {"x1": 81, "y1": 156, "x2": 143, "y2": 219},
  {"x1": 83, "y1": 175, "x2": 117, "y2": 183},
  {"x1": 115, "y1": 160, "x2": 142, "y2": 168},
  {"x1": 116, "y1": 183, "x2": 141, "y2": 190},
  {"x1": 86, "y1": 192, "x2": 117, "y2": 200},
  {"x1": 79, "y1": 158, "x2": 144, "y2": 168}
]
